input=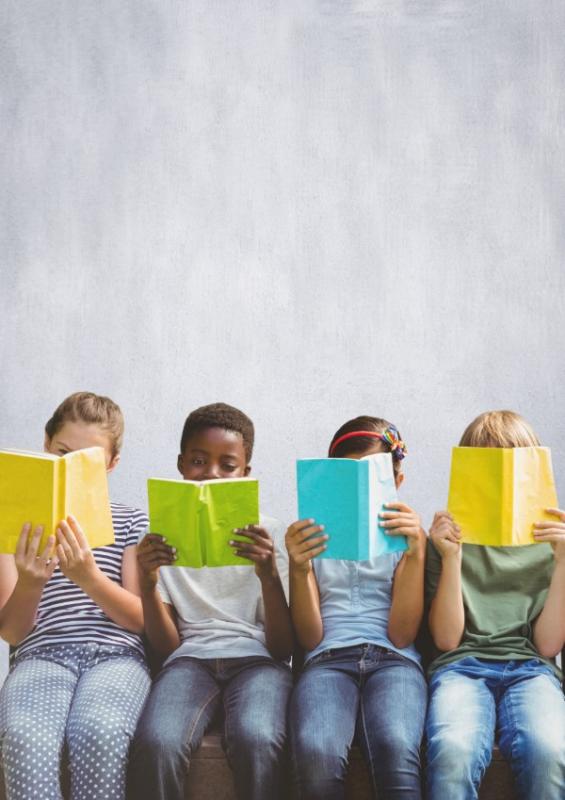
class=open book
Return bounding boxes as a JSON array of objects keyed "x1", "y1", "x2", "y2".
[
  {"x1": 0, "y1": 447, "x2": 114, "y2": 553},
  {"x1": 296, "y1": 453, "x2": 407, "y2": 560},
  {"x1": 147, "y1": 477, "x2": 260, "y2": 567},
  {"x1": 447, "y1": 446, "x2": 558, "y2": 546}
]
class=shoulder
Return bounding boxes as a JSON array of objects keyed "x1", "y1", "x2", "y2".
[{"x1": 110, "y1": 502, "x2": 149, "y2": 537}]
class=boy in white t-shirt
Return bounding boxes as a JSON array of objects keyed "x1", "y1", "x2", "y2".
[{"x1": 127, "y1": 403, "x2": 293, "y2": 800}]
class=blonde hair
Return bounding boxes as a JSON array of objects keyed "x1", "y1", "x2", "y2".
[
  {"x1": 45, "y1": 392, "x2": 124, "y2": 458},
  {"x1": 459, "y1": 410, "x2": 540, "y2": 448}
]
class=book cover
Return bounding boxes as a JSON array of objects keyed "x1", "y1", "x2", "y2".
[
  {"x1": 147, "y1": 477, "x2": 260, "y2": 567},
  {"x1": 296, "y1": 453, "x2": 406, "y2": 560},
  {"x1": 447, "y1": 446, "x2": 558, "y2": 546},
  {"x1": 0, "y1": 447, "x2": 114, "y2": 553}
]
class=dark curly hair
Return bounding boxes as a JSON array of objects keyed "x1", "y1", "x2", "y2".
[{"x1": 180, "y1": 402, "x2": 255, "y2": 462}]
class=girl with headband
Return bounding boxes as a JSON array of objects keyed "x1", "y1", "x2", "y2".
[{"x1": 286, "y1": 415, "x2": 427, "y2": 800}]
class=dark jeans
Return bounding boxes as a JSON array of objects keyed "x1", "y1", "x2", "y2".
[
  {"x1": 127, "y1": 655, "x2": 292, "y2": 800},
  {"x1": 289, "y1": 644, "x2": 427, "y2": 800}
]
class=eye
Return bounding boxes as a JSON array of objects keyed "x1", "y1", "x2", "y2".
[
  {"x1": 191, "y1": 458, "x2": 205, "y2": 466},
  {"x1": 58, "y1": 449, "x2": 70, "y2": 456},
  {"x1": 222, "y1": 464, "x2": 238, "y2": 472}
]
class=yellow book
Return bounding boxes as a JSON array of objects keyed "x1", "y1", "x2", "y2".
[
  {"x1": 447, "y1": 446, "x2": 558, "y2": 546},
  {"x1": 0, "y1": 447, "x2": 114, "y2": 554}
]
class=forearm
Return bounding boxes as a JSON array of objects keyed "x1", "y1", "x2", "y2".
[
  {"x1": 141, "y1": 588, "x2": 180, "y2": 658},
  {"x1": 0, "y1": 581, "x2": 43, "y2": 645},
  {"x1": 80, "y1": 570, "x2": 144, "y2": 633},
  {"x1": 260, "y1": 572, "x2": 294, "y2": 660},
  {"x1": 533, "y1": 559, "x2": 565, "y2": 658},
  {"x1": 429, "y1": 554, "x2": 465, "y2": 651},
  {"x1": 289, "y1": 567, "x2": 323, "y2": 651},
  {"x1": 388, "y1": 550, "x2": 425, "y2": 649}
]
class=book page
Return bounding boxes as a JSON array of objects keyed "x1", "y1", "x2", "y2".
[
  {"x1": 512, "y1": 447, "x2": 558, "y2": 546},
  {"x1": 200, "y1": 479, "x2": 259, "y2": 567},
  {"x1": 147, "y1": 479, "x2": 202, "y2": 567},
  {"x1": 63, "y1": 448, "x2": 114, "y2": 548}
]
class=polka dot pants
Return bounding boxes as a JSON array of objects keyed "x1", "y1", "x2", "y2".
[{"x1": 0, "y1": 643, "x2": 150, "y2": 800}]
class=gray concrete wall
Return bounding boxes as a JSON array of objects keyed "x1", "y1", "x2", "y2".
[{"x1": 1, "y1": 1, "x2": 564, "y2": 678}]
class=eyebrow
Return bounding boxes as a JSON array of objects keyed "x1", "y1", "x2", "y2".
[{"x1": 189, "y1": 448, "x2": 240, "y2": 458}]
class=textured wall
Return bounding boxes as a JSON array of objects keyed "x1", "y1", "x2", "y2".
[{"x1": 1, "y1": 1, "x2": 564, "y2": 677}]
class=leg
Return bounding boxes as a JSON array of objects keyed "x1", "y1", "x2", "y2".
[
  {"x1": 222, "y1": 658, "x2": 292, "y2": 800},
  {"x1": 66, "y1": 649, "x2": 151, "y2": 800},
  {"x1": 425, "y1": 661, "x2": 496, "y2": 800},
  {"x1": 127, "y1": 658, "x2": 221, "y2": 800},
  {"x1": 289, "y1": 656, "x2": 360, "y2": 800},
  {"x1": 0, "y1": 655, "x2": 76, "y2": 800},
  {"x1": 497, "y1": 663, "x2": 565, "y2": 800},
  {"x1": 357, "y1": 651, "x2": 427, "y2": 799}
]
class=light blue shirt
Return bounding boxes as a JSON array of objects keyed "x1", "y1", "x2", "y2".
[{"x1": 307, "y1": 552, "x2": 421, "y2": 666}]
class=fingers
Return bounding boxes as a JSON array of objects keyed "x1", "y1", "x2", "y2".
[
  {"x1": 39, "y1": 535, "x2": 56, "y2": 561},
  {"x1": 57, "y1": 520, "x2": 82, "y2": 559},
  {"x1": 544, "y1": 507, "x2": 565, "y2": 521},
  {"x1": 66, "y1": 515, "x2": 88, "y2": 548},
  {"x1": 15, "y1": 523, "x2": 32, "y2": 560},
  {"x1": 286, "y1": 519, "x2": 318, "y2": 538},
  {"x1": 26, "y1": 525, "x2": 44, "y2": 560},
  {"x1": 383, "y1": 502, "x2": 414, "y2": 514}
]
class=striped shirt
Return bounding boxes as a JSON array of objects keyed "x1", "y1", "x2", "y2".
[{"x1": 14, "y1": 503, "x2": 148, "y2": 660}]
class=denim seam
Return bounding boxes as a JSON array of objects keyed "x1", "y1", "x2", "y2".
[{"x1": 185, "y1": 687, "x2": 220, "y2": 760}]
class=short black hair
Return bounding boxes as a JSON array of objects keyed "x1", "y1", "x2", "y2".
[{"x1": 179, "y1": 402, "x2": 255, "y2": 462}]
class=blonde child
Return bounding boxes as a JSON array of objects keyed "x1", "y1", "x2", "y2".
[
  {"x1": 0, "y1": 392, "x2": 150, "y2": 800},
  {"x1": 425, "y1": 410, "x2": 565, "y2": 799}
]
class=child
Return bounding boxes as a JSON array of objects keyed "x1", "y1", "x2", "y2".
[
  {"x1": 287, "y1": 416, "x2": 427, "y2": 800},
  {"x1": 425, "y1": 410, "x2": 565, "y2": 799},
  {"x1": 128, "y1": 402, "x2": 293, "y2": 800},
  {"x1": 0, "y1": 392, "x2": 150, "y2": 800}
]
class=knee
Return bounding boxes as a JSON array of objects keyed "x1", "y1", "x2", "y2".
[
  {"x1": 519, "y1": 729, "x2": 565, "y2": 774},
  {"x1": 2, "y1": 718, "x2": 52, "y2": 755},
  {"x1": 426, "y1": 730, "x2": 487, "y2": 781},
  {"x1": 228, "y1": 714, "x2": 286, "y2": 762},
  {"x1": 291, "y1": 729, "x2": 346, "y2": 779}
]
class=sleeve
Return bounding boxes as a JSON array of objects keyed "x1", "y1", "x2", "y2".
[
  {"x1": 126, "y1": 508, "x2": 149, "y2": 548},
  {"x1": 156, "y1": 571, "x2": 172, "y2": 605}
]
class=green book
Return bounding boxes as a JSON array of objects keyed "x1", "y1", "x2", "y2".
[{"x1": 147, "y1": 477, "x2": 259, "y2": 567}]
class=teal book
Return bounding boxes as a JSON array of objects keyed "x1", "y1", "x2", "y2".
[
  {"x1": 296, "y1": 454, "x2": 407, "y2": 560},
  {"x1": 147, "y1": 477, "x2": 259, "y2": 567}
]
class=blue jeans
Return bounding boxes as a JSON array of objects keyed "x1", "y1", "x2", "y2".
[
  {"x1": 0, "y1": 643, "x2": 150, "y2": 800},
  {"x1": 127, "y1": 655, "x2": 292, "y2": 800},
  {"x1": 289, "y1": 644, "x2": 427, "y2": 799},
  {"x1": 426, "y1": 657, "x2": 565, "y2": 800}
]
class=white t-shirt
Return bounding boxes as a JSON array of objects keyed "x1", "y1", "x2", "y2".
[{"x1": 156, "y1": 514, "x2": 288, "y2": 664}]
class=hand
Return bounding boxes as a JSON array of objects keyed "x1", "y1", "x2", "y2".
[
  {"x1": 56, "y1": 516, "x2": 100, "y2": 588},
  {"x1": 15, "y1": 523, "x2": 58, "y2": 588},
  {"x1": 284, "y1": 518, "x2": 328, "y2": 574},
  {"x1": 137, "y1": 533, "x2": 176, "y2": 592},
  {"x1": 533, "y1": 508, "x2": 565, "y2": 563},
  {"x1": 429, "y1": 511, "x2": 462, "y2": 560},
  {"x1": 230, "y1": 525, "x2": 280, "y2": 581},
  {"x1": 380, "y1": 502, "x2": 426, "y2": 557}
]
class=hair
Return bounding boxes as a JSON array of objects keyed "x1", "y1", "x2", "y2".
[
  {"x1": 459, "y1": 410, "x2": 540, "y2": 448},
  {"x1": 179, "y1": 402, "x2": 255, "y2": 462},
  {"x1": 328, "y1": 415, "x2": 404, "y2": 475},
  {"x1": 44, "y1": 392, "x2": 124, "y2": 458}
]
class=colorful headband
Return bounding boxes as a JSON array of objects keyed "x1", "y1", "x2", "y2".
[{"x1": 329, "y1": 426, "x2": 407, "y2": 460}]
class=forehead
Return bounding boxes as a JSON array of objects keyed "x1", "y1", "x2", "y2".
[
  {"x1": 341, "y1": 440, "x2": 387, "y2": 460},
  {"x1": 50, "y1": 420, "x2": 112, "y2": 449},
  {"x1": 183, "y1": 427, "x2": 245, "y2": 456}
]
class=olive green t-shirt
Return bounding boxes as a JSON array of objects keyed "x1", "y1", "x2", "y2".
[{"x1": 425, "y1": 539, "x2": 560, "y2": 677}]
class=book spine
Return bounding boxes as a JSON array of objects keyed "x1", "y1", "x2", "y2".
[
  {"x1": 198, "y1": 484, "x2": 207, "y2": 565},
  {"x1": 54, "y1": 457, "x2": 66, "y2": 537}
]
